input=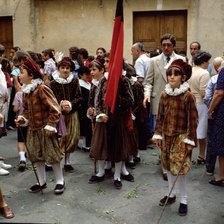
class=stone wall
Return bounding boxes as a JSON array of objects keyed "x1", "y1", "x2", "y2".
[{"x1": 0, "y1": 0, "x2": 223, "y2": 63}]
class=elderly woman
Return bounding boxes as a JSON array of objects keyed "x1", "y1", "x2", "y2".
[
  {"x1": 188, "y1": 51, "x2": 211, "y2": 164},
  {"x1": 208, "y1": 65, "x2": 224, "y2": 185}
]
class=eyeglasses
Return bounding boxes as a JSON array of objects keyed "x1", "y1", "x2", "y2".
[{"x1": 162, "y1": 43, "x2": 173, "y2": 48}]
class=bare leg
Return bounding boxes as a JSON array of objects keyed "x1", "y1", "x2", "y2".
[
  {"x1": 198, "y1": 138, "x2": 207, "y2": 159},
  {"x1": 217, "y1": 155, "x2": 224, "y2": 180},
  {"x1": 0, "y1": 188, "x2": 7, "y2": 208}
]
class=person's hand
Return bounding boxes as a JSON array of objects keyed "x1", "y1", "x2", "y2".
[
  {"x1": 61, "y1": 100, "x2": 71, "y2": 113},
  {"x1": 101, "y1": 115, "x2": 109, "y2": 123},
  {"x1": 155, "y1": 139, "x2": 162, "y2": 149},
  {"x1": 143, "y1": 96, "x2": 150, "y2": 108},
  {"x1": 44, "y1": 129, "x2": 55, "y2": 137},
  {"x1": 0, "y1": 113, "x2": 3, "y2": 124},
  {"x1": 4, "y1": 94, "x2": 8, "y2": 103},
  {"x1": 185, "y1": 144, "x2": 193, "y2": 153},
  {"x1": 15, "y1": 117, "x2": 25, "y2": 126},
  {"x1": 137, "y1": 77, "x2": 144, "y2": 84},
  {"x1": 208, "y1": 110, "x2": 214, "y2": 119}
]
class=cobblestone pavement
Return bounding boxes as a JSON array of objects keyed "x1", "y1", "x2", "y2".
[{"x1": 0, "y1": 130, "x2": 224, "y2": 224}]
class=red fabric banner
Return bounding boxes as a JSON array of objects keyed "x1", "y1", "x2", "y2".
[{"x1": 104, "y1": 0, "x2": 123, "y2": 113}]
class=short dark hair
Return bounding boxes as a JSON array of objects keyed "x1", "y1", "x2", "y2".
[
  {"x1": 160, "y1": 33, "x2": 176, "y2": 47},
  {"x1": 96, "y1": 47, "x2": 106, "y2": 54},
  {"x1": 69, "y1": 46, "x2": 80, "y2": 60},
  {"x1": 79, "y1": 48, "x2": 89, "y2": 60},
  {"x1": 190, "y1": 41, "x2": 201, "y2": 50},
  {"x1": 193, "y1": 51, "x2": 212, "y2": 65},
  {"x1": 42, "y1": 49, "x2": 54, "y2": 59}
]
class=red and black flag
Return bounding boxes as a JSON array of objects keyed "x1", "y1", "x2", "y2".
[{"x1": 104, "y1": 0, "x2": 123, "y2": 113}]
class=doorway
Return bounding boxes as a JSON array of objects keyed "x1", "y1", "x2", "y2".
[
  {"x1": 133, "y1": 10, "x2": 187, "y2": 54},
  {"x1": 0, "y1": 16, "x2": 13, "y2": 57}
]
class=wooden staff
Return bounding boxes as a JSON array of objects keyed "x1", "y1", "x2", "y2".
[{"x1": 17, "y1": 125, "x2": 43, "y2": 194}]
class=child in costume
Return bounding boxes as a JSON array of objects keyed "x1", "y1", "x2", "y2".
[
  {"x1": 15, "y1": 57, "x2": 65, "y2": 195},
  {"x1": 88, "y1": 57, "x2": 109, "y2": 183},
  {"x1": 51, "y1": 57, "x2": 82, "y2": 172},
  {"x1": 153, "y1": 59, "x2": 198, "y2": 216},
  {"x1": 78, "y1": 66, "x2": 92, "y2": 152}
]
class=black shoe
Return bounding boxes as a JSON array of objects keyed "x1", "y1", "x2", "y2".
[
  {"x1": 114, "y1": 179, "x2": 122, "y2": 189},
  {"x1": 121, "y1": 173, "x2": 134, "y2": 182},
  {"x1": 133, "y1": 157, "x2": 141, "y2": 163},
  {"x1": 162, "y1": 172, "x2": 168, "y2": 181},
  {"x1": 105, "y1": 168, "x2": 113, "y2": 177},
  {"x1": 54, "y1": 183, "x2": 65, "y2": 195},
  {"x1": 197, "y1": 156, "x2": 205, "y2": 165},
  {"x1": 209, "y1": 179, "x2": 224, "y2": 186},
  {"x1": 64, "y1": 164, "x2": 74, "y2": 172},
  {"x1": 126, "y1": 162, "x2": 136, "y2": 169},
  {"x1": 178, "y1": 203, "x2": 188, "y2": 216},
  {"x1": 159, "y1": 195, "x2": 176, "y2": 206},
  {"x1": 45, "y1": 164, "x2": 53, "y2": 171},
  {"x1": 89, "y1": 175, "x2": 105, "y2": 183},
  {"x1": 81, "y1": 146, "x2": 91, "y2": 152},
  {"x1": 29, "y1": 183, "x2": 47, "y2": 193},
  {"x1": 18, "y1": 161, "x2": 26, "y2": 172}
]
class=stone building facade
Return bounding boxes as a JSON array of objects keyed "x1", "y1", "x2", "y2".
[{"x1": 0, "y1": 0, "x2": 223, "y2": 63}]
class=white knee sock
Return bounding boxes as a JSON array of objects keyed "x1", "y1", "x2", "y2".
[
  {"x1": 64, "y1": 153, "x2": 71, "y2": 165},
  {"x1": 96, "y1": 160, "x2": 105, "y2": 177},
  {"x1": 121, "y1": 161, "x2": 129, "y2": 175},
  {"x1": 166, "y1": 171, "x2": 176, "y2": 198},
  {"x1": 114, "y1": 161, "x2": 122, "y2": 181},
  {"x1": 35, "y1": 162, "x2": 46, "y2": 186},
  {"x1": 177, "y1": 175, "x2": 188, "y2": 204},
  {"x1": 129, "y1": 155, "x2": 134, "y2": 163},
  {"x1": 104, "y1": 161, "x2": 112, "y2": 170},
  {"x1": 19, "y1": 151, "x2": 26, "y2": 161},
  {"x1": 52, "y1": 163, "x2": 64, "y2": 185}
]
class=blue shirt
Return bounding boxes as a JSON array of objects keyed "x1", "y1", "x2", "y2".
[{"x1": 204, "y1": 74, "x2": 218, "y2": 108}]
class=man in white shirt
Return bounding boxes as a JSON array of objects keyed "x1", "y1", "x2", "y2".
[{"x1": 131, "y1": 42, "x2": 150, "y2": 83}]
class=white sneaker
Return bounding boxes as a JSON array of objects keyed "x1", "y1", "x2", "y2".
[
  {"x1": 0, "y1": 167, "x2": 9, "y2": 175},
  {"x1": 0, "y1": 161, "x2": 12, "y2": 170}
]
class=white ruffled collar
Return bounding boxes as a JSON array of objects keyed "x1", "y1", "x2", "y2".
[
  {"x1": 22, "y1": 79, "x2": 43, "y2": 94},
  {"x1": 104, "y1": 72, "x2": 109, "y2": 80},
  {"x1": 52, "y1": 71, "x2": 74, "y2": 84},
  {"x1": 91, "y1": 79, "x2": 99, "y2": 87},
  {"x1": 79, "y1": 79, "x2": 91, "y2": 90},
  {"x1": 165, "y1": 82, "x2": 189, "y2": 96}
]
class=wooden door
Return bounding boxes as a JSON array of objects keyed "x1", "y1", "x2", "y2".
[
  {"x1": 133, "y1": 10, "x2": 187, "y2": 54},
  {"x1": 0, "y1": 16, "x2": 13, "y2": 57}
]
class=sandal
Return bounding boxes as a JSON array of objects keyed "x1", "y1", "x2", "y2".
[
  {"x1": 209, "y1": 179, "x2": 224, "y2": 186},
  {"x1": 0, "y1": 205, "x2": 14, "y2": 219},
  {"x1": 197, "y1": 156, "x2": 205, "y2": 165}
]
